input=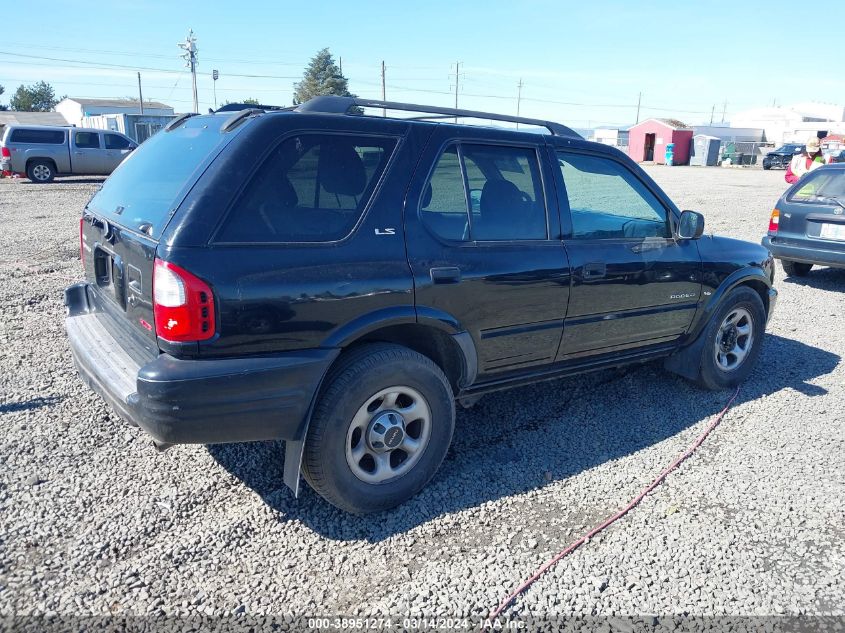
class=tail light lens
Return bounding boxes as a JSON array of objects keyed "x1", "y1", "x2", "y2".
[
  {"x1": 153, "y1": 259, "x2": 216, "y2": 342},
  {"x1": 768, "y1": 209, "x2": 780, "y2": 234},
  {"x1": 1, "y1": 146, "x2": 10, "y2": 158}
]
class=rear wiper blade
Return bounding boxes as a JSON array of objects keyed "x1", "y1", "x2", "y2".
[{"x1": 815, "y1": 195, "x2": 845, "y2": 210}]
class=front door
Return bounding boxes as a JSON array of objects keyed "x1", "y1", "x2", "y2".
[
  {"x1": 405, "y1": 129, "x2": 570, "y2": 379},
  {"x1": 71, "y1": 131, "x2": 107, "y2": 174},
  {"x1": 552, "y1": 148, "x2": 701, "y2": 359}
]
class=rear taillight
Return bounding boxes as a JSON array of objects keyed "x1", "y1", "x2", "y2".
[
  {"x1": 1, "y1": 146, "x2": 10, "y2": 158},
  {"x1": 768, "y1": 209, "x2": 780, "y2": 234},
  {"x1": 79, "y1": 217, "x2": 85, "y2": 265},
  {"x1": 153, "y1": 259, "x2": 216, "y2": 342}
]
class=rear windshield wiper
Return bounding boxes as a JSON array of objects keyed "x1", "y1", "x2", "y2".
[{"x1": 815, "y1": 195, "x2": 845, "y2": 210}]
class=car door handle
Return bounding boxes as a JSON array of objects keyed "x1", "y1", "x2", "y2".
[
  {"x1": 430, "y1": 267, "x2": 461, "y2": 284},
  {"x1": 74, "y1": 151, "x2": 83, "y2": 155},
  {"x1": 582, "y1": 262, "x2": 606, "y2": 279}
]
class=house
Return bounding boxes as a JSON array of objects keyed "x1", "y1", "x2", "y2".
[
  {"x1": 56, "y1": 97, "x2": 174, "y2": 128},
  {"x1": 627, "y1": 118, "x2": 693, "y2": 165},
  {"x1": 0, "y1": 111, "x2": 69, "y2": 138},
  {"x1": 730, "y1": 104, "x2": 845, "y2": 145}
]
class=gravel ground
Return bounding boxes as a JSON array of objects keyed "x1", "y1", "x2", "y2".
[{"x1": 0, "y1": 167, "x2": 843, "y2": 628}]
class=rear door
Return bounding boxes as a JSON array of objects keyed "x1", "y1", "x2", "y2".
[
  {"x1": 405, "y1": 126, "x2": 570, "y2": 378},
  {"x1": 71, "y1": 130, "x2": 107, "y2": 174},
  {"x1": 552, "y1": 147, "x2": 701, "y2": 359}
]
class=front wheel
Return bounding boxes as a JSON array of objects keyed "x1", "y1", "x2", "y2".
[
  {"x1": 696, "y1": 287, "x2": 766, "y2": 390},
  {"x1": 781, "y1": 260, "x2": 812, "y2": 277},
  {"x1": 302, "y1": 344, "x2": 455, "y2": 514}
]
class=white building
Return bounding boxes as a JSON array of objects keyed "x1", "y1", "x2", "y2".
[
  {"x1": 731, "y1": 103, "x2": 845, "y2": 145},
  {"x1": 56, "y1": 98, "x2": 174, "y2": 128},
  {"x1": 592, "y1": 127, "x2": 630, "y2": 148}
]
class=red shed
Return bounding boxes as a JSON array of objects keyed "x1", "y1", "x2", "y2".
[{"x1": 628, "y1": 118, "x2": 693, "y2": 165}]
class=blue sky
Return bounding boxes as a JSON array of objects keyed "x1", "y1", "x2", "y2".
[{"x1": 1, "y1": 0, "x2": 843, "y2": 127}]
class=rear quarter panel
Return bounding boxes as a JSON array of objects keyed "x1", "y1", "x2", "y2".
[{"x1": 159, "y1": 113, "x2": 433, "y2": 357}]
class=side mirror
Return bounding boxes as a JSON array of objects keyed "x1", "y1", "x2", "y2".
[{"x1": 676, "y1": 210, "x2": 705, "y2": 240}]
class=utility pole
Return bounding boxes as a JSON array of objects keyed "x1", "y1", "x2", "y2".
[
  {"x1": 710, "y1": 104, "x2": 715, "y2": 125},
  {"x1": 178, "y1": 29, "x2": 199, "y2": 113},
  {"x1": 721, "y1": 99, "x2": 727, "y2": 123},
  {"x1": 635, "y1": 92, "x2": 641, "y2": 124},
  {"x1": 137, "y1": 72, "x2": 144, "y2": 115},
  {"x1": 339, "y1": 56, "x2": 343, "y2": 76},
  {"x1": 381, "y1": 60, "x2": 386, "y2": 116},
  {"x1": 516, "y1": 78, "x2": 523, "y2": 129}
]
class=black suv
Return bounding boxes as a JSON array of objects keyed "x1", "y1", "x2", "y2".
[
  {"x1": 762, "y1": 144, "x2": 804, "y2": 170},
  {"x1": 65, "y1": 97, "x2": 777, "y2": 513}
]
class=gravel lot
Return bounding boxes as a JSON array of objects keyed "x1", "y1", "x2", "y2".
[{"x1": 1, "y1": 167, "x2": 843, "y2": 627}]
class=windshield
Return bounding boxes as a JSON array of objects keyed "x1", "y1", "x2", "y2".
[
  {"x1": 87, "y1": 115, "x2": 230, "y2": 239},
  {"x1": 789, "y1": 170, "x2": 845, "y2": 202}
]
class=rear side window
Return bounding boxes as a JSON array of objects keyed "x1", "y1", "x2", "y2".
[
  {"x1": 104, "y1": 133, "x2": 131, "y2": 150},
  {"x1": 9, "y1": 128, "x2": 66, "y2": 144},
  {"x1": 421, "y1": 143, "x2": 547, "y2": 241},
  {"x1": 88, "y1": 116, "x2": 231, "y2": 239},
  {"x1": 75, "y1": 131, "x2": 100, "y2": 149},
  {"x1": 216, "y1": 133, "x2": 397, "y2": 243}
]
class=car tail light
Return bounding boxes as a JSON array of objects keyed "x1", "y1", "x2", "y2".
[
  {"x1": 1, "y1": 146, "x2": 10, "y2": 159},
  {"x1": 153, "y1": 259, "x2": 216, "y2": 342},
  {"x1": 768, "y1": 209, "x2": 780, "y2": 234}
]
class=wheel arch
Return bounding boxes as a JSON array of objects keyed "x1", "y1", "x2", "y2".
[
  {"x1": 26, "y1": 157, "x2": 58, "y2": 175},
  {"x1": 665, "y1": 268, "x2": 772, "y2": 381}
]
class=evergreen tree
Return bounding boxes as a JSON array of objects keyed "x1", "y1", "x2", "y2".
[
  {"x1": 10, "y1": 81, "x2": 59, "y2": 112},
  {"x1": 0, "y1": 84, "x2": 6, "y2": 111},
  {"x1": 293, "y1": 48, "x2": 355, "y2": 105}
]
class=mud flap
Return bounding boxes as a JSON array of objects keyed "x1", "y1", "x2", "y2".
[
  {"x1": 283, "y1": 438, "x2": 305, "y2": 497},
  {"x1": 663, "y1": 333, "x2": 706, "y2": 381}
]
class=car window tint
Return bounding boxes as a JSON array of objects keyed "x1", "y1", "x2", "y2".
[
  {"x1": 75, "y1": 132, "x2": 100, "y2": 149},
  {"x1": 104, "y1": 134, "x2": 131, "y2": 150},
  {"x1": 217, "y1": 134, "x2": 397, "y2": 243},
  {"x1": 790, "y1": 170, "x2": 845, "y2": 201},
  {"x1": 420, "y1": 146, "x2": 469, "y2": 241},
  {"x1": 9, "y1": 128, "x2": 66, "y2": 144},
  {"x1": 558, "y1": 152, "x2": 669, "y2": 239},
  {"x1": 461, "y1": 144, "x2": 547, "y2": 241}
]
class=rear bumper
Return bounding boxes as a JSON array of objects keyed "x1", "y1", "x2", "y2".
[
  {"x1": 64, "y1": 282, "x2": 339, "y2": 445},
  {"x1": 762, "y1": 235, "x2": 845, "y2": 268}
]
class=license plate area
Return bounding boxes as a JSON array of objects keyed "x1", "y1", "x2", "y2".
[
  {"x1": 94, "y1": 247, "x2": 113, "y2": 287},
  {"x1": 818, "y1": 222, "x2": 845, "y2": 241}
]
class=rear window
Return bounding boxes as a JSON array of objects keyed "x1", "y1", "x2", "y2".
[
  {"x1": 9, "y1": 128, "x2": 66, "y2": 144},
  {"x1": 87, "y1": 116, "x2": 230, "y2": 239},
  {"x1": 216, "y1": 133, "x2": 397, "y2": 243},
  {"x1": 789, "y1": 169, "x2": 845, "y2": 202}
]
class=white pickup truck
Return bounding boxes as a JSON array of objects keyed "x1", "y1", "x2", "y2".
[{"x1": 0, "y1": 125, "x2": 137, "y2": 183}]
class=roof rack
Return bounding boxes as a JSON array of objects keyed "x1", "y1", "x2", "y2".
[{"x1": 294, "y1": 96, "x2": 581, "y2": 138}]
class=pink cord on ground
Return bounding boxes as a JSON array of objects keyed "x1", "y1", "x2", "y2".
[{"x1": 487, "y1": 386, "x2": 741, "y2": 621}]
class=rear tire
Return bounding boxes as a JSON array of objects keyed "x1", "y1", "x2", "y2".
[
  {"x1": 302, "y1": 344, "x2": 455, "y2": 514},
  {"x1": 696, "y1": 286, "x2": 766, "y2": 391},
  {"x1": 781, "y1": 260, "x2": 812, "y2": 277},
  {"x1": 763, "y1": 163, "x2": 771, "y2": 170},
  {"x1": 26, "y1": 160, "x2": 55, "y2": 183}
]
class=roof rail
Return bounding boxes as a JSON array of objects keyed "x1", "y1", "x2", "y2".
[{"x1": 294, "y1": 96, "x2": 581, "y2": 138}]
